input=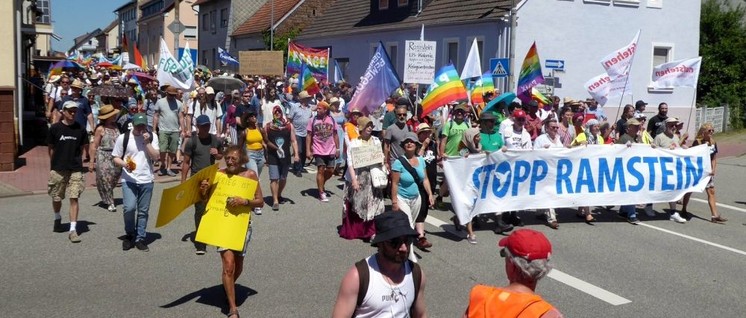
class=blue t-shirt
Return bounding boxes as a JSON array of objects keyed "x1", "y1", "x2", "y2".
[{"x1": 392, "y1": 156, "x2": 426, "y2": 199}]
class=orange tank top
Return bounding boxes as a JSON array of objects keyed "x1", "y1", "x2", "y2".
[{"x1": 467, "y1": 285, "x2": 554, "y2": 318}]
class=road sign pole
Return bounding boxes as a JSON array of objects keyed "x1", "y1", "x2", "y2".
[
  {"x1": 508, "y1": 0, "x2": 516, "y2": 92},
  {"x1": 173, "y1": 0, "x2": 181, "y2": 57}
]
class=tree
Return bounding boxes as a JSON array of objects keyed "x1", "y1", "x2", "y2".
[{"x1": 699, "y1": 0, "x2": 746, "y2": 129}]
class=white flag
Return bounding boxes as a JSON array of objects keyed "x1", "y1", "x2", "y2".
[
  {"x1": 651, "y1": 57, "x2": 702, "y2": 88},
  {"x1": 460, "y1": 38, "x2": 482, "y2": 80},
  {"x1": 156, "y1": 38, "x2": 194, "y2": 90},
  {"x1": 585, "y1": 73, "x2": 631, "y2": 106},
  {"x1": 600, "y1": 30, "x2": 640, "y2": 80}
]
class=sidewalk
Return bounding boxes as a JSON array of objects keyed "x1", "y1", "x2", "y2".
[
  {"x1": 0, "y1": 146, "x2": 181, "y2": 198},
  {"x1": 1, "y1": 134, "x2": 745, "y2": 198}
]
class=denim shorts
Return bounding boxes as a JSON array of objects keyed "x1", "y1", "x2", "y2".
[{"x1": 269, "y1": 162, "x2": 290, "y2": 180}]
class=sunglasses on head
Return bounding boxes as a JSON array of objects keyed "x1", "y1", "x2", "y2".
[{"x1": 386, "y1": 236, "x2": 415, "y2": 247}]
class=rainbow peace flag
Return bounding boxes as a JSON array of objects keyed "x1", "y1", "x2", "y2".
[
  {"x1": 300, "y1": 63, "x2": 320, "y2": 95},
  {"x1": 516, "y1": 42, "x2": 544, "y2": 100},
  {"x1": 469, "y1": 72, "x2": 496, "y2": 106},
  {"x1": 287, "y1": 42, "x2": 329, "y2": 82},
  {"x1": 421, "y1": 64, "x2": 468, "y2": 117}
]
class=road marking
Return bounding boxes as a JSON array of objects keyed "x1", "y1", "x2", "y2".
[
  {"x1": 547, "y1": 269, "x2": 632, "y2": 306},
  {"x1": 690, "y1": 198, "x2": 746, "y2": 214},
  {"x1": 424, "y1": 215, "x2": 632, "y2": 306},
  {"x1": 638, "y1": 222, "x2": 746, "y2": 256}
]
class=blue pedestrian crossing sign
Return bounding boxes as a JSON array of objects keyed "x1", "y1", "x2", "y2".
[{"x1": 490, "y1": 58, "x2": 510, "y2": 78}]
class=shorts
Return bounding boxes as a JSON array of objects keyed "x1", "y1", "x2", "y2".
[
  {"x1": 48, "y1": 170, "x2": 85, "y2": 201},
  {"x1": 313, "y1": 155, "x2": 335, "y2": 167},
  {"x1": 269, "y1": 163, "x2": 290, "y2": 180},
  {"x1": 217, "y1": 222, "x2": 252, "y2": 257},
  {"x1": 158, "y1": 131, "x2": 180, "y2": 153},
  {"x1": 707, "y1": 176, "x2": 715, "y2": 188}
]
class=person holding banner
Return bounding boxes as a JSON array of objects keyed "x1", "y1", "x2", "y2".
[
  {"x1": 198, "y1": 145, "x2": 264, "y2": 318},
  {"x1": 652, "y1": 118, "x2": 689, "y2": 223},
  {"x1": 570, "y1": 119, "x2": 604, "y2": 223},
  {"x1": 616, "y1": 118, "x2": 643, "y2": 225},
  {"x1": 391, "y1": 133, "x2": 434, "y2": 260},
  {"x1": 557, "y1": 107, "x2": 576, "y2": 147},
  {"x1": 533, "y1": 118, "x2": 566, "y2": 230},
  {"x1": 340, "y1": 117, "x2": 385, "y2": 241},
  {"x1": 681, "y1": 123, "x2": 727, "y2": 223}
]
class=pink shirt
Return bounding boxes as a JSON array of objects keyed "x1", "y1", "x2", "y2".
[{"x1": 306, "y1": 115, "x2": 338, "y2": 156}]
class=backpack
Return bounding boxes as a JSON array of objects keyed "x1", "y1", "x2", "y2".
[{"x1": 354, "y1": 258, "x2": 422, "y2": 315}]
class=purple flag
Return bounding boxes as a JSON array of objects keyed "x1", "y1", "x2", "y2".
[{"x1": 348, "y1": 42, "x2": 401, "y2": 115}]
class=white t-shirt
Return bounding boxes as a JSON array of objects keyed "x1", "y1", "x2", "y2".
[
  {"x1": 533, "y1": 133, "x2": 564, "y2": 149},
  {"x1": 503, "y1": 127, "x2": 533, "y2": 150},
  {"x1": 188, "y1": 100, "x2": 224, "y2": 135},
  {"x1": 111, "y1": 131, "x2": 160, "y2": 184},
  {"x1": 261, "y1": 99, "x2": 282, "y2": 126}
]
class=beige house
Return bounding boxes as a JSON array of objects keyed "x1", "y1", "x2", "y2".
[
  {"x1": 138, "y1": 0, "x2": 198, "y2": 68},
  {"x1": 96, "y1": 19, "x2": 120, "y2": 55}
]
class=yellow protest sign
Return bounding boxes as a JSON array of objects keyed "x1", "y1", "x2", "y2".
[
  {"x1": 195, "y1": 171, "x2": 258, "y2": 252},
  {"x1": 156, "y1": 164, "x2": 220, "y2": 228}
]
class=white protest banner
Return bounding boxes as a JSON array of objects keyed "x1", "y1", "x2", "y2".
[
  {"x1": 156, "y1": 37, "x2": 194, "y2": 90},
  {"x1": 600, "y1": 30, "x2": 640, "y2": 80},
  {"x1": 444, "y1": 144, "x2": 712, "y2": 225},
  {"x1": 585, "y1": 73, "x2": 631, "y2": 106},
  {"x1": 403, "y1": 40, "x2": 437, "y2": 84},
  {"x1": 350, "y1": 145, "x2": 385, "y2": 168},
  {"x1": 651, "y1": 57, "x2": 702, "y2": 88}
]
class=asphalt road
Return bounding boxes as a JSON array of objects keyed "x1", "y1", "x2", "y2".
[{"x1": 1, "y1": 155, "x2": 745, "y2": 317}]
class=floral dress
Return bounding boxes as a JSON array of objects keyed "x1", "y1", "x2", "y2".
[
  {"x1": 95, "y1": 127, "x2": 121, "y2": 206},
  {"x1": 339, "y1": 137, "x2": 385, "y2": 240}
]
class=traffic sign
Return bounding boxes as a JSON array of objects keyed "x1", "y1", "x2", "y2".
[
  {"x1": 168, "y1": 21, "x2": 186, "y2": 34},
  {"x1": 545, "y1": 59, "x2": 565, "y2": 70},
  {"x1": 490, "y1": 58, "x2": 510, "y2": 78}
]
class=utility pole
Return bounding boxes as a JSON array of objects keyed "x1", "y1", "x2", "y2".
[
  {"x1": 173, "y1": 0, "x2": 181, "y2": 55},
  {"x1": 270, "y1": 0, "x2": 274, "y2": 51},
  {"x1": 507, "y1": 0, "x2": 516, "y2": 92}
]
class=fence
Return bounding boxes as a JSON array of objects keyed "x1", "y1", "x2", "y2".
[{"x1": 695, "y1": 105, "x2": 729, "y2": 133}]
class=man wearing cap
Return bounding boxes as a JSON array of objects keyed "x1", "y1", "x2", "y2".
[
  {"x1": 61, "y1": 79, "x2": 94, "y2": 134},
  {"x1": 112, "y1": 113, "x2": 160, "y2": 251},
  {"x1": 287, "y1": 91, "x2": 314, "y2": 175},
  {"x1": 647, "y1": 102, "x2": 669, "y2": 138},
  {"x1": 182, "y1": 115, "x2": 224, "y2": 254},
  {"x1": 503, "y1": 109, "x2": 533, "y2": 150},
  {"x1": 653, "y1": 117, "x2": 688, "y2": 223},
  {"x1": 463, "y1": 229, "x2": 562, "y2": 318},
  {"x1": 616, "y1": 118, "x2": 643, "y2": 224},
  {"x1": 332, "y1": 211, "x2": 428, "y2": 318},
  {"x1": 153, "y1": 86, "x2": 184, "y2": 177},
  {"x1": 47, "y1": 100, "x2": 90, "y2": 243}
]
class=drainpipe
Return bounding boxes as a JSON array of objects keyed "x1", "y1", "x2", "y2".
[
  {"x1": 16, "y1": 6, "x2": 24, "y2": 147},
  {"x1": 507, "y1": 0, "x2": 516, "y2": 92}
]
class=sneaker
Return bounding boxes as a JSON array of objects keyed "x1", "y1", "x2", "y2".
[
  {"x1": 166, "y1": 170, "x2": 178, "y2": 177},
  {"x1": 670, "y1": 212, "x2": 687, "y2": 223},
  {"x1": 68, "y1": 231, "x2": 81, "y2": 243},
  {"x1": 628, "y1": 217, "x2": 641, "y2": 225},
  {"x1": 53, "y1": 219, "x2": 64, "y2": 233},
  {"x1": 319, "y1": 192, "x2": 329, "y2": 202},
  {"x1": 195, "y1": 249, "x2": 206, "y2": 255},
  {"x1": 159, "y1": 168, "x2": 167, "y2": 176},
  {"x1": 644, "y1": 205, "x2": 655, "y2": 217},
  {"x1": 135, "y1": 240, "x2": 150, "y2": 252},
  {"x1": 107, "y1": 204, "x2": 117, "y2": 212},
  {"x1": 467, "y1": 235, "x2": 478, "y2": 245},
  {"x1": 122, "y1": 236, "x2": 134, "y2": 251},
  {"x1": 294, "y1": 171, "x2": 302, "y2": 178},
  {"x1": 254, "y1": 207, "x2": 263, "y2": 215},
  {"x1": 493, "y1": 219, "x2": 514, "y2": 234},
  {"x1": 417, "y1": 237, "x2": 433, "y2": 249}
]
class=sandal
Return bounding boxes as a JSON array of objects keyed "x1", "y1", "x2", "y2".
[
  {"x1": 711, "y1": 216, "x2": 728, "y2": 223},
  {"x1": 227, "y1": 309, "x2": 239, "y2": 318}
]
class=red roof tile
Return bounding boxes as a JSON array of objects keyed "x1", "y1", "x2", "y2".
[{"x1": 231, "y1": 0, "x2": 301, "y2": 37}]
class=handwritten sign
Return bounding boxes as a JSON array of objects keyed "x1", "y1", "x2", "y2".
[
  {"x1": 156, "y1": 164, "x2": 219, "y2": 228},
  {"x1": 239, "y1": 51, "x2": 284, "y2": 76},
  {"x1": 350, "y1": 145, "x2": 385, "y2": 169},
  {"x1": 403, "y1": 40, "x2": 437, "y2": 84},
  {"x1": 195, "y1": 171, "x2": 258, "y2": 252}
]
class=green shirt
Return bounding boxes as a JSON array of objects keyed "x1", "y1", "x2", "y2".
[
  {"x1": 441, "y1": 121, "x2": 469, "y2": 156},
  {"x1": 480, "y1": 130, "x2": 504, "y2": 152}
]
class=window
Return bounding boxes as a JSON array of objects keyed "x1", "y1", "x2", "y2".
[
  {"x1": 652, "y1": 45, "x2": 671, "y2": 67},
  {"x1": 202, "y1": 14, "x2": 209, "y2": 31},
  {"x1": 184, "y1": 26, "x2": 197, "y2": 39},
  {"x1": 36, "y1": 0, "x2": 51, "y2": 24},
  {"x1": 647, "y1": 0, "x2": 662, "y2": 8},
  {"x1": 335, "y1": 58, "x2": 349, "y2": 81},
  {"x1": 202, "y1": 50, "x2": 208, "y2": 65},
  {"x1": 398, "y1": 0, "x2": 408, "y2": 7},
  {"x1": 379, "y1": 0, "x2": 389, "y2": 10},
  {"x1": 386, "y1": 43, "x2": 398, "y2": 69},
  {"x1": 613, "y1": 0, "x2": 640, "y2": 6},
  {"x1": 210, "y1": 10, "x2": 216, "y2": 33},
  {"x1": 444, "y1": 39, "x2": 459, "y2": 66},
  {"x1": 220, "y1": 8, "x2": 229, "y2": 28}
]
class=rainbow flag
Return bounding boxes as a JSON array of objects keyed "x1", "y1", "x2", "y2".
[
  {"x1": 287, "y1": 42, "x2": 329, "y2": 82},
  {"x1": 421, "y1": 64, "x2": 468, "y2": 117},
  {"x1": 516, "y1": 42, "x2": 544, "y2": 101},
  {"x1": 470, "y1": 71, "x2": 496, "y2": 105},
  {"x1": 133, "y1": 44, "x2": 144, "y2": 69},
  {"x1": 300, "y1": 63, "x2": 320, "y2": 95},
  {"x1": 531, "y1": 87, "x2": 551, "y2": 105}
]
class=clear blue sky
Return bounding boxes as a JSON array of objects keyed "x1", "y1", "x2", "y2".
[{"x1": 51, "y1": 0, "x2": 123, "y2": 52}]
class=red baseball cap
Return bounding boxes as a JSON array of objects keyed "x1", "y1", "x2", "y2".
[
  {"x1": 512, "y1": 109, "x2": 527, "y2": 119},
  {"x1": 499, "y1": 229, "x2": 552, "y2": 261}
]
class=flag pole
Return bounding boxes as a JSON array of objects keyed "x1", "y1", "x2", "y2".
[{"x1": 612, "y1": 29, "x2": 641, "y2": 123}]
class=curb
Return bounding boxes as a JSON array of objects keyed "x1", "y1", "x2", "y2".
[{"x1": 0, "y1": 176, "x2": 183, "y2": 199}]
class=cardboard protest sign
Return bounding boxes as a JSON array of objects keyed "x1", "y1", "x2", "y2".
[
  {"x1": 350, "y1": 145, "x2": 385, "y2": 169},
  {"x1": 156, "y1": 164, "x2": 219, "y2": 228},
  {"x1": 195, "y1": 172, "x2": 258, "y2": 252},
  {"x1": 239, "y1": 51, "x2": 284, "y2": 76}
]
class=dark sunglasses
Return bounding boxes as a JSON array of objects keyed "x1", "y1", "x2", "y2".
[
  {"x1": 707, "y1": 129, "x2": 714, "y2": 133},
  {"x1": 402, "y1": 139, "x2": 417, "y2": 145},
  {"x1": 500, "y1": 248, "x2": 508, "y2": 258},
  {"x1": 396, "y1": 113, "x2": 408, "y2": 117},
  {"x1": 386, "y1": 236, "x2": 415, "y2": 247},
  {"x1": 549, "y1": 126, "x2": 559, "y2": 130},
  {"x1": 61, "y1": 81, "x2": 70, "y2": 84}
]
